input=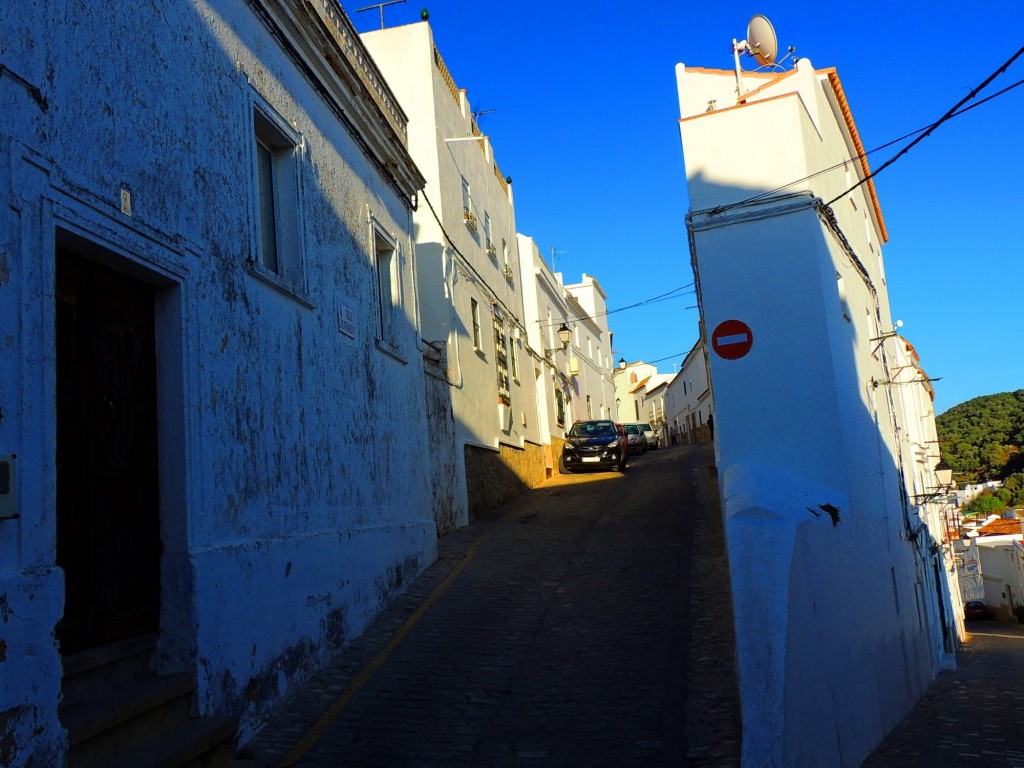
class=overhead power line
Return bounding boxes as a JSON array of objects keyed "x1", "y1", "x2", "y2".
[
  {"x1": 718, "y1": 53, "x2": 1024, "y2": 214},
  {"x1": 826, "y1": 45, "x2": 1024, "y2": 207}
]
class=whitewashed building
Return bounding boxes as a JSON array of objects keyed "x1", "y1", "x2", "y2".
[
  {"x1": 665, "y1": 339, "x2": 715, "y2": 444},
  {"x1": 613, "y1": 362, "x2": 672, "y2": 426},
  {"x1": 1, "y1": 1, "x2": 437, "y2": 764},
  {"x1": 517, "y1": 236, "x2": 621, "y2": 473},
  {"x1": 517, "y1": 235, "x2": 575, "y2": 473},
  {"x1": 361, "y1": 21, "x2": 544, "y2": 524},
  {"x1": 563, "y1": 275, "x2": 618, "y2": 423},
  {"x1": 676, "y1": 58, "x2": 953, "y2": 766}
]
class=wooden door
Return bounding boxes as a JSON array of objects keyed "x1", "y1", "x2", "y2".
[{"x1": 55, "y1": 251, "x2": 161, "y2": 653}]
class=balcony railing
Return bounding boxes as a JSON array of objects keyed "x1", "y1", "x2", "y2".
[{"x1": 464, "y1": 208, "x2": 478, "y2": 231}]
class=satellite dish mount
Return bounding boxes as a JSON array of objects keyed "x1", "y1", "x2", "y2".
[{"x1": 732, "y1": 14, "x2": 780, "y2": 98}]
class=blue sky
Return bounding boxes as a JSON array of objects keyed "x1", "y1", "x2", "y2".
[{"x1": 349, "y1": 2, "x2": 1023, "y2": 415}]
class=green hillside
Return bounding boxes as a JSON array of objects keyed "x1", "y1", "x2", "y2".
[{"x1": 937, "y1": 390, "x2": 1024, "y2": 513}]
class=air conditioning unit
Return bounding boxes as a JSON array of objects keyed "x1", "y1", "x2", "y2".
[{"x1": 568, "y1": 356, "x2": 580, "y2": 376}]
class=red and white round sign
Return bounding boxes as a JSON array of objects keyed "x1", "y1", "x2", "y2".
[{"x1": 711, "y1": 319, "x2": 753, "y2": 360}]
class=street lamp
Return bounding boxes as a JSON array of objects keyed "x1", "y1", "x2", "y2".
[{"x1": 544, "y1": 323, "x2": 572, "y2": 360}]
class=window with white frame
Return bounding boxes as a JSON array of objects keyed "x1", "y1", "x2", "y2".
[
  {"x1": 373, "y1": 224, "x2": 400, "y2": 349},
  {"x1": 586, "y1": 395, "x2": 593, "y2": 418},
  {"x1": 555, "y1": 386, "x2": 565, "y2": 427},
  {"x1": 510, "y1": 336, "x2": 519, "y2": 382},
  {"x1": 462, "y1": 176, "x2": 471, "y2": 215},
  {"x1": 253, "y1": 102, "x2": 303, "y2": 289}
]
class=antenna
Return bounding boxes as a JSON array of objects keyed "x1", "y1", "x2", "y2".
[
  {"x1": 356, "y1": 0, "x2": 407, "y2": 30},
  {"x1": 472, "y1": 108, "x2": 496, "y2": 120},
  {"x1": 550, "y1": 246, "x2": 567, "y2": 271},
  {"x1": 731, "y1": 13, "x2": 781, "y2": 98}
]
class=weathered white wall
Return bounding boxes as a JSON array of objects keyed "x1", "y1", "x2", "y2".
[
  {"x1": 364, "y1": 22, "x2": 543, "y2": 523},
  {"x1": 0, "y1": 1, "x2": 437, "y2": 762},
  {"x1": 677, "y1": 60, "x2": 946, "y2": 767}
]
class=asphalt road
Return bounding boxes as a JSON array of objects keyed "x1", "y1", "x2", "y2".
[{"x1": 240, "y1": 444, "x2": 727, "y2": 768}]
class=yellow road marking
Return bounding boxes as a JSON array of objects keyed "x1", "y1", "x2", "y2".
[{"x1": 278, "y1": 527, "x2": 497, "y2": 766}]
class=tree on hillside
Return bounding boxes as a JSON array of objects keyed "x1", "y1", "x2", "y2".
[
  {"x1": 964, "y1": 494, "x2": 1006, "y2": 517},
  {"x1": 937, "y1": 390, "x2": 1024, "y2": 483}
]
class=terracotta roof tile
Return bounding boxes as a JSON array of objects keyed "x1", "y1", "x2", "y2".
[{"x1": 978, "y1": 518, "x2": 1024, "y2": 537}]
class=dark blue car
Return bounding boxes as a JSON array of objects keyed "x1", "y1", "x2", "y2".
[{"x1": 559, "y1": 420, "x2": 628, "y2": 474}]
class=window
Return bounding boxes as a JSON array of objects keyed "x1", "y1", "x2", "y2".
[
  {"x1": 510, "y1": 337, "x2": 519, "y2": 382},
  {"x1": 494, "y1": 316, "x2": 510, "y2": 406},
  {"x1": 253, "y1": 103, "x2": 303, "y2": 289},
  {"x1": 554, "y1": 386, "x2": 565, "y2": 427},
  {"x1": 634, "y1": 401, "x2": 640, "y2": 420},
  {"x1": 373, "y1": 225, "x2": 399, "y2": 349},
  {"x1": 586, "y1": 395, "x2": 593, "y2": 418},
  {"x1": 461, "y1": 176, "x2": 471, "y2": 212},
  {"x1": 484, "y1": 212, "x2": 492, "y2": 250},
  {"x1": 471, "y1": 298, "x2": 482, "y2": 350}
]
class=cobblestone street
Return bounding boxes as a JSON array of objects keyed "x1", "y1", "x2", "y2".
[
  {"x1": 864, "y1": 620, "x2": 1024, "y2": 767},
  {"x1": 237, "y1": 443, "x2": 740, "y2": 767}
]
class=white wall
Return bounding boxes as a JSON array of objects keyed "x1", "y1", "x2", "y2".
[
  {"x1": 1, "y1": 2, "x2": 437, "y2": 761},
  {"x1": 677, "y1": 59, "x2": 946, "y2": 767},
  {"x1": 364, "y1": 22, "x2": 541, "y2": 524}
]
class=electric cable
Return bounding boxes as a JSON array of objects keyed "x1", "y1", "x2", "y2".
[
  {"x1": 712, "y1": 63, "x2": 1024, "y2": 215},
  {"x1": 825, "y1": 46, "x2": 1024, "y2": 207}
]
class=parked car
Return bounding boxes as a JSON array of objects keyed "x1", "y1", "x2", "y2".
[
  {"x1": 964, "y1": 600, "x2": 989, "y2": 621},
  {"x1": 560, "y1": 419, "x2": 628, "y2": 473},
  {"x1": 623, "y1": 423, "x2": 647, "y2": 454},
  {"x1": 635, "y1": 422, "x2": 659, "y2": 450}
]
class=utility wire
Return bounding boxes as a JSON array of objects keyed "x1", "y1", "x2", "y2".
[
  {"x1": 731, "y1": 75, "x2": 1024, "y2": 211},
  {"x1": 825, "y1": 45, "x2": 1024, "y2": 207},
  {"x1": 540, "y1": 283, "x2": 696, "y2": 329}
]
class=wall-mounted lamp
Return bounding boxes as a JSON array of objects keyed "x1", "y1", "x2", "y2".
[
  {"x1": 868, "y1": 319, "x2": 904, "y2": 343},
  {"x1": 544, "y1": 323, "x2": 572, "y2": 360},
  {"x1": 618, "y1": 357, "x2": 627, "y2": 370}
]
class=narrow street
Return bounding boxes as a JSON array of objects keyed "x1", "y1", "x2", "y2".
[{"x1": 238, "y1": 443, "x2": 740, "y2": 767}]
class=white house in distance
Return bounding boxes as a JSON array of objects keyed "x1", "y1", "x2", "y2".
[
  {"x1": 1, "y1": 0, "x2": 436, "y2": 764},
  {"x1": 563, "y1": 274, "x2": 618, "y2": 423},
  {"x1": 676, "y1": 55, "x2": 954, "y2": 766},
  {"x1": 963, "y1": 516, "x2": 1024, "y2": 620},
  {"x1": 362, "y1": 21, "x2": 545, "y2": 525},
  {"x1": 518, "y1": 234, "x2": 575, "y2": 472},
  {"x1": 665, "y1": 338, "x2": 715, "y2": 444},
  {"x1": 614, "y1": 361, "x2": 672, "y2": 427}
]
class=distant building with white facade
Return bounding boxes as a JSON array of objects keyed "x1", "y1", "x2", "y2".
[
  {"x1": 518, "y1": 237, "x2": 619, "y2": 472},
  {"x1": 563, "y1": 275, "x2": 617, "y2": 423},
  {"x1": 2, "y1": 1, "x2": 436, "y2": 763},
  {"x1": 665, "y1": 339, "x2": 715, "y2": 444},
  {"x1": 362, "y1": 21, "x2": 544, "y2": 525},
  {"x1": 614, "y1": 361, "x2": 672, "y2": 427},
  {"x1": 676, "y1": 58, "x2": 953, "y2": 766},
  {"x1": 965, "y1": 516, "x2": 1024, "y2": 620}
]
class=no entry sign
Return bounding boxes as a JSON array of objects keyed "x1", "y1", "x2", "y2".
[{"x1": 711, "y1": 319, "x2": 753, "y2": 360}]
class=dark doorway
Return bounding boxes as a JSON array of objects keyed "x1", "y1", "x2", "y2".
[{"x1": 56, "y1": 250, "x2": 161, "y2": 654}]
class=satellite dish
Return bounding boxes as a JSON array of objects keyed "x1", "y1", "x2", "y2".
[{"x1": 746, "y1": 14, "x2": 778, "y2": 67}]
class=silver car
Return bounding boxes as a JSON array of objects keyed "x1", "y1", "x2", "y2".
[
  {"x1": 636, "y1": 422, "x2": 659, "y2": 450},
  {"x1": 623, "y1": 423, "x2": 647, "y2": 454}
]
